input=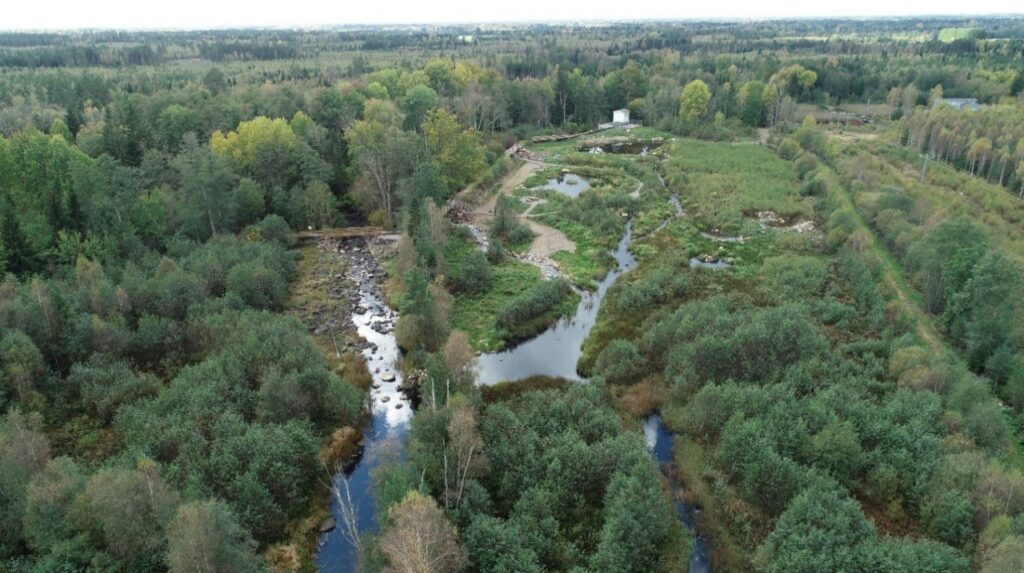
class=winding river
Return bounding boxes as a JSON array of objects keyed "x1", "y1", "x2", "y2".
[
  {"x1": 474, "y1": 221, "x2": 636, "y2": 385},
  {"x1": 316, "y1": 190, "x2": 710, "y2": 572}
]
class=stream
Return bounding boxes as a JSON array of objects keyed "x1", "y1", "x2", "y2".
[
  {"x1": 646, "y1": 415, "x2": 712, "y2": 573},
  {"x1": 317, "y1": 194, "x2": 711, "y2": 572},
  {"x1": 316, "y1": 239, "x2": 412, "y2": 573}
]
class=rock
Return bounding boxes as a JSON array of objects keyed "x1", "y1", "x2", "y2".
[
  {"x1": 381, "y1": 396, "x2": 391, "y2": 403},
  {"x1": 381, "y1": 371, "x2": 396, "y2": 382},
  {"x1": 395, "y1": 403, "x2": 404, "y2": 409},
  {"x1": 319, "y1": 518, "x2": 336, "y2": 533}
]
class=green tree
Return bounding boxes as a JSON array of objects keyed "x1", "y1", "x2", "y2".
[
  {"x1": 23, "y1": 458, "x2": 85, "y2": 554},
  {"x1": 175, "y1": 134, "x2": 238, "y2": 239},
  {"x1": 589, "y1": 462, "x2": 673, "y2": 573},
  {"x1": 402, "y1": 84, "x2": 441, "y2": 131},
  {"x1": 423, "y1": 109, "x2": 485, "y2": 192},
  {"x1": 0, "y1": 410, "x2": 50, "y2": 556},
  {"x1": 756, "y1": 483, "x2": 875, "y2": 573},
  {"x1": 82, "y1": 462, "x2": 179, "y2": 566}
]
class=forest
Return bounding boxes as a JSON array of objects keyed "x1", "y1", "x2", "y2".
[{"x1": 2, "y1": 15, "x2": 1024, "y2": 573}]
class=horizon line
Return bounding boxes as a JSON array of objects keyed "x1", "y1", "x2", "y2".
[{"x1": 2, "y1": 13, "x2": 1024, "y2": 34}]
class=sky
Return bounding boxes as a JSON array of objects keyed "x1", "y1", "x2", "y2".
[{"x1": 3, "y1": 0, "x2": 1022, "y2": 30}]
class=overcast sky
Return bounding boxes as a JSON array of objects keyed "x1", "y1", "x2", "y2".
[{"x1": 3, "y1": 0, "x2": 1022, "y2": 31}]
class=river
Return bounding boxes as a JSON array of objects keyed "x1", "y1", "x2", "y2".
[{"x1": 317, "y1": 194, "x2": 710, "y2": 572}]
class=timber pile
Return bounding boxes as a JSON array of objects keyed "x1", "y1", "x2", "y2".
[
  {"x1": 529, "y1": 124, "x2": 611, "y2": 144},
  {"x1": 297, "y1": 226, "x2": 386, "y2": 240},
  {"x1": 445, "y1": 200, "x2": 472, "y2": 223}
]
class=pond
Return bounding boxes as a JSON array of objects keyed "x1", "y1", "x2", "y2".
[
  {"x1": 689, "y1": 257, "x2": 733, "y2": 270},
  {"x1": 539, "y1": 172, "x2": 591, "y2": 197},
  {"x1": 579, "y1": 139, "x2": 665, "y2": 155}
]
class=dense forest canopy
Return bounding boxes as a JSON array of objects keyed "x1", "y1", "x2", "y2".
[{"x1": 2, "y1": 15, "x2": 1024, "y2": 573}]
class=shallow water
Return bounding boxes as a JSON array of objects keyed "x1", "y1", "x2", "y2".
[
  {"x1": 689, "y1": 257, "x2": 732, "y2": 270},
  {"x1": 539, "y1": 173, "x2": 591, "y2": 197},
  {"x1": 315, "y1": 242, "x2": 411, "y2": 573}
]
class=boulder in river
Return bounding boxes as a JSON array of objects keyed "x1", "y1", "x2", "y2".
[
  {"x1": 381, "y1": 371, "x2": 396, "y2": 382},
  {"x1": 319, "y1": 517, "x2": 336, "y2": 533}
]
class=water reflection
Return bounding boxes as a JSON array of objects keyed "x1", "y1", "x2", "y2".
[
  {"x1": 645, "y1": 415, "x2": 712, "y2": 573},
  {"x1": 539, "y1": 173, "x2": 591, "y2": 197}
]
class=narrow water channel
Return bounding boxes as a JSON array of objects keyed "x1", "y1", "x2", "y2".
[
  {"x1": 316, "y1": 239, "x2": 411, "y2": 573},
  {"x1": 645, "y1": 415, "x2": 712, "y2": 573}
]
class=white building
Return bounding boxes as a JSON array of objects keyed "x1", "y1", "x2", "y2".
[{"x1": 612, "y1": 109, "x2": 630, "y2": 125}]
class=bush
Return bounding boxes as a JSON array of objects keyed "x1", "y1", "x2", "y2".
[
  {"x1": 246, "y1": 214, "x2": 294, "y2": 247},
  {"x1": 486, "y1": 239, "x2": 505, "y2": 263},
  {"x1": 449, "y1": 250, "x2": 492, "y2": 295},
  {"x1": 226, "y1": 262, "x2": 286, "y2": 310},
  {"x1": 594, "y1": 339, "x2": 645, "y2": 385},
  {"x1": 497, "y1": 279, "x2": 573, "y2": 330},
  {"x1": 507, "y1": 224, "x2": 535, "y2": 247}
]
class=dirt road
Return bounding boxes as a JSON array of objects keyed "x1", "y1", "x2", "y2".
[{"x1": 469, "y1": 161, "x2": 576, "y2": 258}]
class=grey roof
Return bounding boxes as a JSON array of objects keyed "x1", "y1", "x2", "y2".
[{"x1": 939, "y1": 98, "x2": 981, "y2": 111}]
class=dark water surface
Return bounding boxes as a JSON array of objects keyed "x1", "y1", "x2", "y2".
[{"x1": 645, "y1": 414, "x2": 712, "y2": 573}]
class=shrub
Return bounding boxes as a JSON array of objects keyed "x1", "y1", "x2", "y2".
[
  {"x1": 497, "y1": 279, "x2": 573, "y2": 330},
  {"x1": 594, "y1": 339, "x2": 645, "y2": 385},
  {"x1": 449, "y1": 250, "x2": 492, "y2": 295},
  {"x1": 226, "y1": 262, "x2": 286, "y2": 310},
  {"x1": 486, "y1": 238, "x2": 505, "y2": 263}
]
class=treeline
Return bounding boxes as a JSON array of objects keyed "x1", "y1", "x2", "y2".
[
  {"x1": 901, "y1": 103, "x2": 1024, "y2": 195},
  {"x1": 4, "y1": 19, "x2": 1024, "y2": 147},
  {"x1": 834, "y1": 140, "x2": 1024, "y2": 423}
]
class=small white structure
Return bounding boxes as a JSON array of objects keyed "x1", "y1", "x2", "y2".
[
  {"x1": 612, "y1": 109, "x2": 630, "y2": 125},
  {"x1": 938, "y1": 98, "x2": 982, "y2": 111}
]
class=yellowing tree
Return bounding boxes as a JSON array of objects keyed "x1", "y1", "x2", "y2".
[
  {"x1": 678, "y1": 79, "x2": 712, "y2": 123},
  {"x1": 380, "y1": 491, "x2": 466, "y2": 573},
  {"x1": 209, "y1": 116, "x2": 297, "y2": 190},
  {"x1": 210, "y1": 117, "x2": 296, "y2": 168}
]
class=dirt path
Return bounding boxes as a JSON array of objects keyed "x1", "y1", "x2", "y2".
[
  {"x1": 469, "y1": 161, "x2": 576, "y2": 258},
  {"x1": 830, "y1": 168, "x2": 944, "y2": 354}
]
